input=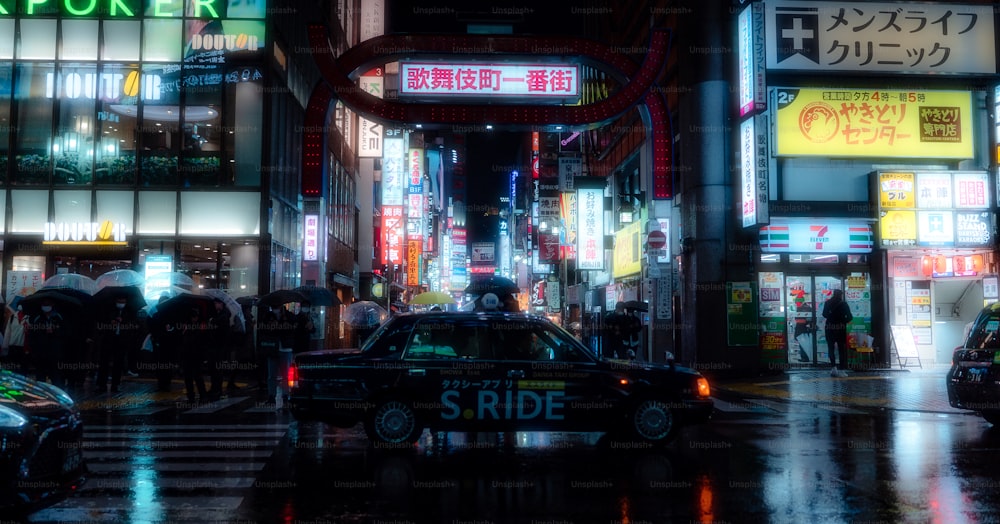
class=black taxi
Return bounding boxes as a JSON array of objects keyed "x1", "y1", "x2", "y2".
[
  {"x1": 948, "y1": 302, "x2": 1000, "y2": 425},
  {"x1": 1, "y1": 370, "x2": 87, "y2": 514},
  {"x1": 288, "y1": 312, "x2": 713, "y2": 446}
]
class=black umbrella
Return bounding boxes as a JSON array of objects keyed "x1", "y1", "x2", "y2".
[
  {"x1": 93, "y1": 285, "x2": 147, "y2": 311},
  {"x1": 20, "y1": 289, "x2": 85, "y2": 316},
  {"x1": 293, "y1": 285, "x2": 340, "y2": 306},
  {"x1": 257, "y1": 289, "x2": 308, "y2": 307},
  {"x1": 235, "y1": 295, "x2": 257, "y2": 307},
  {"x1": 154, "y1": 292, "x2": 216, "y2": 323},
  {"x1": 623, "y1": 300, "x2": 648, "y2": 312},
  {"x1": 464, "y1": 276, "x2": 519, "y2": 296}
]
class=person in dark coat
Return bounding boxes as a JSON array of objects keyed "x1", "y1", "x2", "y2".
[
  {"x1": 602, "y1": 302, "x2": 629, "y2": 359},
  {"x1": 292, "y1": 300, "x2": 315, "y2": 354},
  {"x1": 205, "y1": 297, "x2": 231, "y2": 400},
  {"x1": 148, "y1": 294, "x2": 180, "y2": 392},
  {"x1": 822, "y1": 289, "x2": 854, "y2": 377},
  {"x1": 95, "y1": 296, "x2": 143, "y2": 394},
  {"x1": 258, "y1": 305, "x2": 293, "y2": 398},
  {"x1": 179, "y1": 308, "x2": 208, "y2": 403},
  {"x1": 26, "y1": 298, "x2": 67, "y2": 389}
]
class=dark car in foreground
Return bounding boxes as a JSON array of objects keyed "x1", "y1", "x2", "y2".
[
  {"x1": 0, "y1": 370, "x2": 87, "y2": 513},
  {"x1": 948, "y1": 302, "x2": 1000, "y2": 425},
  {"x1": 288, "y1": 312, "x2": 713, "y2": 446}
]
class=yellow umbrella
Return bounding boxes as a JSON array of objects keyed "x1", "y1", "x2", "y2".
[{"x1": 409, "y1": 291, "x2": 456, "y2": 305}]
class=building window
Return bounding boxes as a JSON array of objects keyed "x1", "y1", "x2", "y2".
[
  {"x1": 96, "y1": 63, "x2": 139, "y2": 185},
  {"x1": 139, "y1": 63, "x2": 181, "y2": 186},
  {"x1": 54, "y1": 64, "x2": 97, "y2": 186},
  {"x1": 13, "y1": 62, "x2": 55, "y2": 185}
]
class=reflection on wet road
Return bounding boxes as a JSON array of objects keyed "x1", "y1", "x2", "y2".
[{"x1": 24, "y1": 402, "x2": 1000, "y2": 523}]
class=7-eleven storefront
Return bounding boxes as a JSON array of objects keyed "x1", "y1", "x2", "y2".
[{"x1": 757, "y1": 218, "x2": 876, "y2": 367}]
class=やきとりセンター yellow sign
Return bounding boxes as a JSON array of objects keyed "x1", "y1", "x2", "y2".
[{"x1": 774, "y1": 88, "x2": 974, "y2": 159}]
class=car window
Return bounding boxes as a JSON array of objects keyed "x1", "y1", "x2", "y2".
[
  {"x1": 492, "y1": 321, "x2": 589, "y2": 362},
  {"x1": 403, "y1": 320, "x2": 460, "y2": 360},
  {"x1": 360, "y1": 319, "x2": 412, "y2": 358},
  {"x1": 967, "y1": 312, "x2": 1000, "y2": 349}
]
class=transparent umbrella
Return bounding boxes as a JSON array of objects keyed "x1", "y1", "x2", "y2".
[
  {"x1": 343, "y1": 300, "x2": 388, "y2": 327},
  {"x1": 202, "y1": 288, "x2": 246, "y2": 329},
  {"x1": 143, "y1": 286, "x2": 198, "y2": 316},
  {"x1": 41, "y1": 274, "x2": 97, "y2": 295},
  {"x1": 96, "y1": 269, "x2": 145, "y2": 290}
]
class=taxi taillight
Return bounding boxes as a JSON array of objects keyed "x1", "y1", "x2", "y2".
[
  {"x1": 696, "y1": 377, "x2": 711, "y2": 398},
  {"x1": 287, "y1": 363, "x2": 298, "y2": 389}
]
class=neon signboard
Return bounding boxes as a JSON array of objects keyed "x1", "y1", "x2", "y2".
[
  {"x1": 400, "y1": 62, "x2": 579, "y2": 98},
  {"x1": 0, "y1": 0, "x2": 266, "y2": 18}
]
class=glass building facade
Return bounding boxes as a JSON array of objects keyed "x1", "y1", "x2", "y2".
[{"x1": 0, "y1": 0, "x2": 290, "y2": 300}]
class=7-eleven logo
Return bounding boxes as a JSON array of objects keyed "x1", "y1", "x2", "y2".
[{"x1": 809, "y1": 225, "x2": 829, "y2": 249}]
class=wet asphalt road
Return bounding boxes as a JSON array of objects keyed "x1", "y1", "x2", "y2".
[{"x1": 22, "y1": 395, "x2": 1000, "y2": 524}]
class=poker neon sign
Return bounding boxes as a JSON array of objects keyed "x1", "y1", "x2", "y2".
[{"x1": 0, "y1": 0, "x2": 252, "y2": 17}]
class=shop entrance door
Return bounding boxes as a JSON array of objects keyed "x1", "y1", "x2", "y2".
[{"x1": 786, "y1": 275, "x2": 843, "y2": 366}]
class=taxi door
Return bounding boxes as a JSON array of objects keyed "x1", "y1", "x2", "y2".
[{"x1": 485, "y1": 318, "x2": 613, "y2": 432}]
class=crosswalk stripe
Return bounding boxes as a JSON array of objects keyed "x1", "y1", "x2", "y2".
[
  {"x1": 83, "y1": 431, "x2": 287, "y2": 439},
  {"x1": 82, "y1": 477, "x2": 258, "y2": 490},
  {"x1": 85, "y1": 424, "x2": 288, "y2": 430},
  {"x1": 180, "y1": 396, "x2": 252, "y2": 414},
  {"x1": 81, "y1": 440, "x2": 281, "y2": 448},
  {"x1": 86, "y1": 462, "x2": 268, "y2": 473},
  {"x1": 711, "y1": 398, "x2": 778, "y2": 413},
  {"x1": 84, "y1": 450, "x2": 274, "y2": 459}
]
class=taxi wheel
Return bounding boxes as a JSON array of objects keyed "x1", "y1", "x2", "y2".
[
  {"x1": 365, "y1": 399, "x2": 421, "y2": 445},
  {"x1": 982, "y1": 411, "x2": 1000, "y2": 426},
  {"x1": 629, "y1": 398, "x2": 677, "y2": 444}
]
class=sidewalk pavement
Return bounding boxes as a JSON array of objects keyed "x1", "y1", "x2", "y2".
[
  {"x1": 67, "y1": 376, "x2": 264, "y2": 413},
  {"x1": 711, "y1": 364, "x2": 972, "y2": 414}
]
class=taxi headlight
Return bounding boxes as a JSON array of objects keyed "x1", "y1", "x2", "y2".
[
  {"x1": 696, "y1": 377, "x2": 711, "y2": 398},
  {"x1": 0, "y1": 404, "x2": 29, "y2": 429}
]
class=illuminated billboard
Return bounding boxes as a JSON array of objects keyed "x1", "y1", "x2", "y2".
[
  {"x1": 400, "y1": 62, "x2": 579, "y2": 100},
  {"x1": 876, "y1": 171, "x2": 992, "y2": 249},
  {"x1": 774, "y1": 88, "x2": 974, "y2": 159},
  {"x1": 765, "y1": 2, "x2": 995, "y2": 75},
  {"x1": 576, "y1": 185, "x2": 604, "y2": 270}
]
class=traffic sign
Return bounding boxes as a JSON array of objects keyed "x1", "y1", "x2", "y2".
[{"x1": 647, "y1": 230, "x2": 667, "y2": 249}]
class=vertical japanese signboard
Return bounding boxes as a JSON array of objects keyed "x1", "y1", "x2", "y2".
[
  {"x1": 738, "y1": 2, "x2": 765, "y2": 117},
  {"x1": 740, "y1": 115, "x2": 769, "y2": 227},
  {"x1": 304, "y1": 214, "x2": 319, "y2": 261},
  {"x1": 381, "y1": 136, "x2": 404, "y2": 264},
  {"x1": 359, "y1": 69, "x2": 384, "y2": 157},
  {"x1": 576, "y1": 185, "x2": 604, "y2": 270},
  {"x1": 406, "y1": 239, "x2": 421, "y2": 286}
]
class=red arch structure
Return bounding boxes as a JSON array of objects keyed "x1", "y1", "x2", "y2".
[{"x1": 302, "y1": 26, "x2": 673, "y2": 199}]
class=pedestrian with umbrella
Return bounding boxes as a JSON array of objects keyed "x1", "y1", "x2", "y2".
[
  {"x1": 205, "y1": 297, "x2": 232, "y2": 401},
  {"x1": 147, "y1": 294, "x2": 181, "y2": 392},
  {"x1": 255, "y1": 297, "x2": 296, "y2": 400},
  {"x1": 292, "y1": 300, "x2": 315, "y2": 354},
  {"x1": 25, "y1": 296, "x2": 69, "y2": 389},
  {"x1": 179, "y1": 307, "x2": 208, "y2": 403},
  {"x1": 94, "y1": 292, "x2": 144, "y2": 394}
]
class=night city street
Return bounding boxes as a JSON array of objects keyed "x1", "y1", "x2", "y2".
[
  {"x1": 12, "y1": 368, "x2": 1000, "y2": 524},
  {"x1": 5, "y1": 0, "x2": 1000, "y2": 522}
]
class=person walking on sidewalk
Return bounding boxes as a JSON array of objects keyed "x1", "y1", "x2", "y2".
[{"x1": 822, "y1": 289, "x2": 853, "y2": 377}]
